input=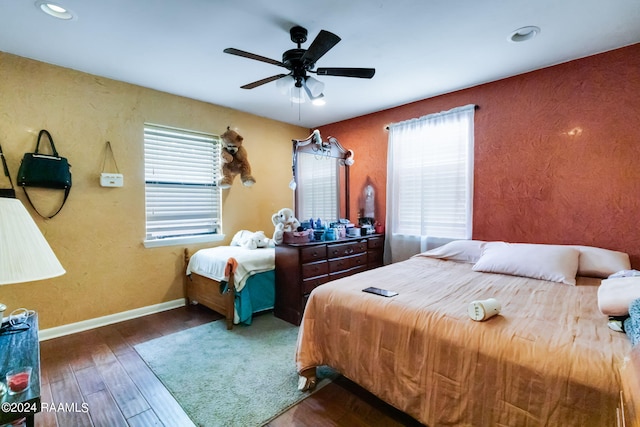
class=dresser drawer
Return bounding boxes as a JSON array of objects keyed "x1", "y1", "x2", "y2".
[
  {"x1": 301, "y1": 260, "x2": 328, "y2": 279},
  {"x1": 330, "y1": 265, "x2": 367, "y2": 280},
  {"x1": 302, "y1": 275, "x2": 329, "y2": 294},
  {"x1": 301, "y1": 245, "x2": 327, "y2": 263},
  {"x1": 368, "y1": 236, "x2": 384, "y2": 249},
  {"x1": 367, "y1": 249, "x2": 383, "y2": 267},
  {"x1": 329, "y1": 253, "x2": 367, "y2": 273},
  {"x1": 327, "y1": 240, "x2": 367, "y2": 259}
]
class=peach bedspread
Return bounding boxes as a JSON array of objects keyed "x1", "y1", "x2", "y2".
[{"x1": 296, "y1": 256, "x2": 631, "y2": 426}]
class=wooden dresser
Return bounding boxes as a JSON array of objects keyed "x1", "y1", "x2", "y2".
[{"x1": 274, "y1": 234, "x2": 384, "y2": 325}]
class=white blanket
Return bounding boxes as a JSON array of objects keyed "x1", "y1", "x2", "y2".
[{"x1": 186, "y1": 246, "x2": 275, "y2": 292}]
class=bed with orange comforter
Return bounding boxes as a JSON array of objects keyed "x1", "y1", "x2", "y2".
[{"x1": 296, "y1": 242, "x2": 632, "y2": 426}]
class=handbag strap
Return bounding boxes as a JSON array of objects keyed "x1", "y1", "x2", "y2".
[
  {"x1": 21, "y1": 187, "x2": 70, "y2": 219},
  {"x1": 35, "y1": 129, "x2": 60, "y2": 157},
  {"x1": 0, "y1": 143, "x2": 15, "y2": 190},
  {"x1": 101, "y1": 141, "x2": 120, "y2": 173}
]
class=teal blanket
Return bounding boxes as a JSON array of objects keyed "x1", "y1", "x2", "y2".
[{"x1": 235, "y1": 270, "x2": 275, "y2": 325}]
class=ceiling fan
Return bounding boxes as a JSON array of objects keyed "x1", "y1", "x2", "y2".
[{"x1": 223, "y1": 26, "x2": 375, "y2": 102}]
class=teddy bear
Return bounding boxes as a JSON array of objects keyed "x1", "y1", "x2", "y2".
[
  {"x1": 271, "y1": 208, "x2": 301, "y2": 245},
  {"x1": 231, "y1": 230, "x2": 274, "y2": 250},
  {"x1": 219, "y1": 127, "x2": 255, "y2": 189}
]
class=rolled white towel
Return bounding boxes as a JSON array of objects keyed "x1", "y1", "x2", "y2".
[{"x1": 598, "y1": 277, "x2": 640, "y2": 316}]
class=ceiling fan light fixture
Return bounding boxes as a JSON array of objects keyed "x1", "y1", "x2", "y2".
[
  {"x1": 302, "y1": 78, "x2": 326, "y2": 106},
  {"x1": 289, "y1": 86, "x2": 305, "y2": 104},
  {"x1": 35, "y1": 1, "x2": 76, "y2": 20},
  {"x1": 276, "y1": 75, "x2": 295, "y2": 95},
  {"x1": 304, "y1": 76, "x2": 325, "y2": 98},
  {"x1": 224, "y1": 25, "x2": 374, "y2": 107},
  {"x1": 509, "y1": 26, "x2": 540, "y2": 43},
  {"x1": 312, "y1": 96, "x2": 326, "y2": 106}
]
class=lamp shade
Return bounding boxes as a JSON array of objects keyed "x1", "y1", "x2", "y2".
[
  {"x1": 276, "y1": 75, "x2": 295, "y2": 95},
  {"x1": 304, "y1": 76, "x2": 325, "y2": 98},
  {"x1": 289, "y1": 85, "x2": 305, "y2": 104},
  {"x1": 0, "y1": 198, "x2": 65, "y2": 285}
]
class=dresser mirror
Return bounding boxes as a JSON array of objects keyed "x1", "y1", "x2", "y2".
[{"x1": 292, "y1": 134, "x2": 352, "y2": 223}]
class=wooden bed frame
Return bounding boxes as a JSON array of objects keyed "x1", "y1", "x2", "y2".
[{"x1": 183, "y1": 248, "x2": 237, "y2": 330}]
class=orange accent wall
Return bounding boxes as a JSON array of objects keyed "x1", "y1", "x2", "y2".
[{"x1": 319, "y1": 43, "x2": 640, "y2": 266}]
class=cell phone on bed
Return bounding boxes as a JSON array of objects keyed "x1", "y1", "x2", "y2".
[{"x1": 362, "y1": 287, "x2": 398, "y2": 297}]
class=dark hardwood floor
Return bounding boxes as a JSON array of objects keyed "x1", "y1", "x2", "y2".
[{"x1": 36, "y1": 305, "x2": 424, "y2": 426}]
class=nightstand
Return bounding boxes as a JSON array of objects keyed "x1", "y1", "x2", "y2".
[{"x1": 0, "y1": 312, "x2": 41, "y2": 427}]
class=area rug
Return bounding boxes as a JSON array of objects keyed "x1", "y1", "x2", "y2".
[{"x1": 134, "y1": 314, "x2": 336, "y2": 427}]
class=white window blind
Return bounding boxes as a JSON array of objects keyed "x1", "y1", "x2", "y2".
[
  {"x1": 386, "y1": 104, "x2": 475, "y2": 262},
  {"x1": 296, "y1": 152, "x2": 339, "y2": 223},
  {"x1": 144, "y1": 124, "x2": 221, "y2": 245}
]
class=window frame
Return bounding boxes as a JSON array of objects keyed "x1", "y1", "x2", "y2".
[
  {"x1": 142, "y1": 123, "x2": 224, "y2": 248},
  {"x1": 388, "y1": 104, "x2": 475, "y2": 240}
]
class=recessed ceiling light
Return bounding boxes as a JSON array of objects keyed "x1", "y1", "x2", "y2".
[
  {"x1": 508, "y1": 26, "x2": 540, "y2": 43},
  {"x1": 35, "y1": 1, "x2": 76, "y2": 20}
]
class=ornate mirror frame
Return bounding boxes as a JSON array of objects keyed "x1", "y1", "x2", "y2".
[{"x1": 291, "y1": 133, "x2": 352, "y2": 221}]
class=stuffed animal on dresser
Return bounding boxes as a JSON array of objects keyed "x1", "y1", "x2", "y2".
[
  {"x1": 219, "y1": 127, "x2": 255, "y2": 189},
  {"x1": 271, "y1": 208, "x2": 300, "y2": 245}
]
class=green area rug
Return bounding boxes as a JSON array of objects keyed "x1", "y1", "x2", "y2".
[{"x1": 134, "y1": 314, "x2": 335, "y2": 427}]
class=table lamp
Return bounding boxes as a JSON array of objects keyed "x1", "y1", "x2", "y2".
[
  {"x1": 0, "y1": 197, "x2": 65, "y2": 287},
  {"x1": 0, "y1": 197, "x2": 64, "y2": 396}
]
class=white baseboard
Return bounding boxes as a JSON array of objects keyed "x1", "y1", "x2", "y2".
[{"x1": 39, "y1": 298, "x2": 186, "y2": 341}]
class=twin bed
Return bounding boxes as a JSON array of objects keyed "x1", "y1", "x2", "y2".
[
  {"x1": 296, "y1": 240, "x2": 634, "y2": 426},
  {"x1": 184, "y1": 246, "x2": 275, "y2": 329}
]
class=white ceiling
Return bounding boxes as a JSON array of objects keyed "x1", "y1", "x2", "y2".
[{"x1": 1, "y1": 0, "x2": 639, "y2": 128}]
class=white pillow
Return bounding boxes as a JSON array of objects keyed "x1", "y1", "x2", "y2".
[
  {"x1": 420, "y1": 240, "x2": 485, "y2": 263},
  {"x1": 573, "y1": 245, "x2": 630, "y2": 278},
  {"x1": 472, "y1": 242, "x2": 580, "y2": 285}
]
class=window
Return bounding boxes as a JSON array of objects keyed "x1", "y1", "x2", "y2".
[
  {"x1": 143, "y1": 124, "x2": 222, "y2": 248},
  {"x1": 296, "y1": 152, "x2": 339, "y2": 223},
  {"x1": 386, "y1": 104, "x2": 475, "y2": 262}
]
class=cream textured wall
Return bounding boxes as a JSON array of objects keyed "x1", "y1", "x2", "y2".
[{"x1": 0, "y1": 52, "x2": 304, "y2": 329}]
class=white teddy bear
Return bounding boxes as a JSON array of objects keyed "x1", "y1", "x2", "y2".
[
  {"x1": 231, "y1": 230, "x2": 274, "y2": 250},
  {"x1": 271, "y1": 208, "x2": 300, "y2": 245}
]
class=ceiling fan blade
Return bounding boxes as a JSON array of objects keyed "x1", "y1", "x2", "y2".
[
  {"x1": 240, "y1": 74, "x2": 288, "y2": 89},
  {"x1": 223, "y1": 48, "x2": 286, "y2": 68},
  {"x1": 300, "y1": 30, "x2": 341, "y2": 65},
  {"x1": 316, "y1": 68, "x2": 376, "y2": 78}
]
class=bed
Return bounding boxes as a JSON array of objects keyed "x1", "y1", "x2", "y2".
[
  {"x1": 184, "y1": 246, "x2": 275, "y2": 329},
  {"x1": 296, "y1": 240, "x2": 633, "y2": 426}
]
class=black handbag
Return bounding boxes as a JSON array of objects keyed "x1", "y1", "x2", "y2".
[
  {"x1": 17, "y1": 129, "x2": 72, "y2": 218},
  {"x1": 0, "y1": 143, "x2": 16, "y2": 198}
]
